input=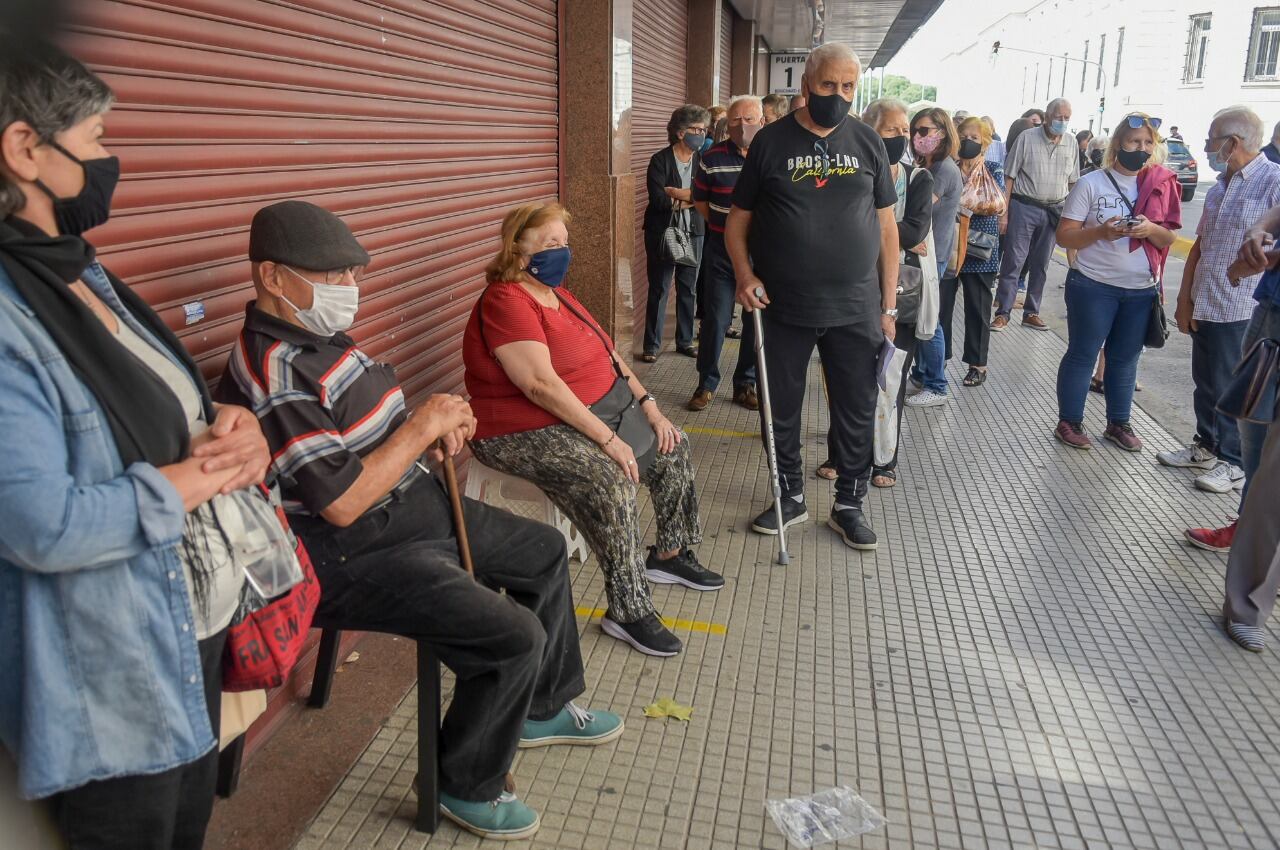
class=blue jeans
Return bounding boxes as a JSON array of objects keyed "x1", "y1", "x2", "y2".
[
  {"x1": 1239, "y1": 299, "x2": 1280, "y2": 502},
  {"x1": 694, "y1": 236, "x2": 756, "y2": 393},
  {"x1": 909, "y1": 260, "x2": 949, "y2": 393},
  {"x1": 1190, "y1": 319, "x2": 1249, "y2": 467},
  {"x1": 1056, "y1": 269, "x2": 1155, "y2": 424}
]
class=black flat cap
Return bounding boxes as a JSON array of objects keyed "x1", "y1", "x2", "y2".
[{"x1": 249, "y1": 201, "x2": 371, "y2": 270}]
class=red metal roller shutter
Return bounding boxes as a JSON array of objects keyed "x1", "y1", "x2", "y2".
[
  {"x1": 62, "y1": 0, "x2": 559, "y2": 402},
  {"x1": 631, "y1": 0, "x2": 689, "y2": 343},
  {"x1": 719, "y1": 4, "x2": 733, "y2": 104}
]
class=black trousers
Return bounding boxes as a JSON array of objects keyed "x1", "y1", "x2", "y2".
[
  {"x1": 51, "y1": 630, "x2": 226, "y2": 850},
  {"x1": 761, "y1": 313, "x2": 880, "y2": 507},
  {"x1": 939, "y1": 272, "x2": 994, "y2": 367},
  {"x1": 643, "y1": 228, "x2": 702, "y2": 354},
  {"x1": 292, "y1": 475, "x2": 585, "y2": 802},
  {"x1": 824, "y1": 321, "x2": 918, "y2": 476}
]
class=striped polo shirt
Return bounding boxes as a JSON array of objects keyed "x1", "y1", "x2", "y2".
[
  {"x1": 692, "y1": 139, "x2": 746, "y2": 235},
  {"x1": 215, "y1": 303, "x2": 407, "y2": 515}
]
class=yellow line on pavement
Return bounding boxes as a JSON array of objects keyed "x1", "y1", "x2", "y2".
[
  {"x1": 1172, "y1": 235, "x2": 1193, "y2": 259},
  {"x1": 575, "y1": 606, "x2": 727, "y2": 636},
  {"x1": 685, "y1": 425, "x2": 758, "y2": 439}
]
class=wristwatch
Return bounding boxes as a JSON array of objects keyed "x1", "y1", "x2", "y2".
[
  {"x1": 639, "y1": 393, "x2": 657, "y2": 407},
  {"x1": 881, "y1": 308, "x2": 899, "y2": 318}
]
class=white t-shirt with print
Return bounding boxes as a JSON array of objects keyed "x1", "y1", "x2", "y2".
[{"x1": 1061, "y1": 168, "x2": 1154, "y2": 289}]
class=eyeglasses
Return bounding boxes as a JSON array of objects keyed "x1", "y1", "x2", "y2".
[
  {"x1": 912, "y1": 126, "x2": 938, "y2": 137},
  {"x1": 814, "y1": 139, "x2": 831, "y2": 180},
  {"x1": 1124, "y1": 114, "x2": 1162, "y2": 131}
]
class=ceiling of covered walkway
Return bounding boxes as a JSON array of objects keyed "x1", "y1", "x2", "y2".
[{"x1": 728, "y1": 0, "x2": 944, "y2": 67}]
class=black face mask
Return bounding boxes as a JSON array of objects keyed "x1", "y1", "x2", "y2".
[
  {"x1": 881, "y1": 135, "x2": 908, "y2": 163},
  {"x1": 1090, "y1": 150, "x2": 1104, "y2": 166},
  {"x1": 34, "y1": 141, "x2": 120, "y2": 237},
  {"x1": 958, "y1": 138, "x2": 983, "y2": 160},
  {"x1": 806, "y1": 91, "x2": 852, "y2": 129},
  {"x1": 1115, "y1": 148, "x2": 1151, "y2": 171}
]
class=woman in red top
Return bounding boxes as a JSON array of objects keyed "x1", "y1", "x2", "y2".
[{"x1": 464, "y1": 203, "x2": 722, "y2": 658}]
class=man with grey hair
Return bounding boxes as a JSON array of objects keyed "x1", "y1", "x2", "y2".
[
  {"x1": 1263, "y1": 119, "x2": 1280, "y2": 164},
  {"x1": 727, "y1": 42, "x2": 900, "y2": 550},
  {"x1": 762, "y1": 93, "x2": 789, "y2": 125},
  {"x1": 689, "y1": 94, "x2": 763, "y2": 412},
  {"x1": 1177, "y1": 105, "x2": 1280, "y2": 560},
  {"x1": 993, "y1": 97, "x2": 1079, "y2": 331}
]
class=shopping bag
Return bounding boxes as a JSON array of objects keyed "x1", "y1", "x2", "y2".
[{"x1": 874, "y1": 347, "x2": 908, "y2": 466}]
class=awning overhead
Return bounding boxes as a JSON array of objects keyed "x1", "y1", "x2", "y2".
[{"x1": 729, "y1": 0, "x2": 943, "y2": 67}]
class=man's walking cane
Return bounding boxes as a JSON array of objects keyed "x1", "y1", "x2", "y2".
[
  {"x1": 426, "y1": 451, "x2": 517, "y2": 793},
  {"x1": 750, "y1": 287, "x2": 790, "y2": 566}
]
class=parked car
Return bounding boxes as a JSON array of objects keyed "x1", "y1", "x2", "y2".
[{"x1": 1166, "y1": 139, "x2": 1199, "y2": 202}]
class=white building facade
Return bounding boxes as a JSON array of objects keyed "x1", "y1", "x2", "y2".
[{"x1": 932, "y1": 0, "x2": 1280, "y2": 150}]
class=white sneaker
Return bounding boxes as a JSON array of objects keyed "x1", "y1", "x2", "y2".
[
  {"x1": 905, "y1": 378, "x2": 925, "y2": 396},
  {"x1": 906, "y1": 389, "x2": 949, "y2": 408},
  {"x1": 1156, "y1": 444, "x2": 1218, "y2": 469},
  {"x1": 1195, "y1": 462, "x2": 1245, "y2": 494}
]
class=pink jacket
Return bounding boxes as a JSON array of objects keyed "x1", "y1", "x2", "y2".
[{"x1": 1132, "y1": 164, "x2": 1182, "y2": 282}]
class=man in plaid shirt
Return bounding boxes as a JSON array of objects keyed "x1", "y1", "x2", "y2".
[{"x1": 1169, "y1": 107, "x2": 1280, "y2": 553}]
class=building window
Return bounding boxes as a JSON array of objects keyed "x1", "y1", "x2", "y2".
[
  {"x1": 1097, "y1": 33, "x2": 1106, "y2": 89},
  {"x1": 1114, "y1": 27, "x2": 1125, "y2": 85},
  {"x1": 1184, "y1": 14, "x2": 1211, "y2": 83},
  {"x1": 1247, "y1": 8, "x2": 1280, "y2": 81},
  {"x1": 1081, "y1": 40, "x2": 1089, "y2": 91}
]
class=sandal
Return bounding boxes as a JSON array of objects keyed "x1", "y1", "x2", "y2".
[
  {"x1": 1089, "y1": 378, "x2": 1104, "y2": 394},
  {"x1": 816, "y1": 461, "x2": 837, "y2": 480},
  {"x1": 963, "y1": 367, "x2": 987, "y2": 387},
  {"x1": 871, "y1": 470, "x2": 897, "y2": 488}
]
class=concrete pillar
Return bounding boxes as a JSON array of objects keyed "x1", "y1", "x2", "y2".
[
  {"x1": 686, "y1": 0, "x2": 719, "y2": 107},
  {"x1": 560, "y1": 0, "x2": 634, "y2": 339},
  {"x1": 730, "y1": 14, "x2": 754, "y2": 96}
]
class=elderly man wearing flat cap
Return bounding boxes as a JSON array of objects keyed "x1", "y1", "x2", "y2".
[{"x1": 216, "y1": 201, "x2": 622, "y2": 841}]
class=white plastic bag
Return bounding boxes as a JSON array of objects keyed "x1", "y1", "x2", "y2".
[
  {"x1": 874, "y1": 347, "x2": 908, "y2": 466},
  {"x1": 765, "y1": 786, "x2": 886, "y2": 847},
  {"x1": 915, "y1": 227, "x2": 940, "y2": 340}
]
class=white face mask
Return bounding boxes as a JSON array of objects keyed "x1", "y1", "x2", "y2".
[{"x1": 279, "y1": 265, "x2": 359, "y2": 336}]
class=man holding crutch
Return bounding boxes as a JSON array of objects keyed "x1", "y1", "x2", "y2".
[
  {"x1": 727, "y1": 43, "x2": 900, "y2": 551},
  {"x1": 216, "y1": 202, "x2": 622, "y2": 841}
]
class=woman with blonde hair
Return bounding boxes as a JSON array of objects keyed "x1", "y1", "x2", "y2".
[
  {"x1": 463, "y1": 202, "x2": 722, "y2": 658},
  {"x1": 1053, "y1": 114, "x2": 1181, "y2": 451}
]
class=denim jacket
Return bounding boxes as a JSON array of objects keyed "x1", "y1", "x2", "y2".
[{"x1": 0, "y1": 261, "x2": 214, "y2": 800}]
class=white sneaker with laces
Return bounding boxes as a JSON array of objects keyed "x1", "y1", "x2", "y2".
[
  {"x1": 1195, "y1": 462, "x2": 1245, "y2": 493},
  {"x1": 906, "y1": 389, "x2": 949, "y2": 408},
  {"x1": 1156, "y1": 444, "x2": 1217, "y2": 469}
]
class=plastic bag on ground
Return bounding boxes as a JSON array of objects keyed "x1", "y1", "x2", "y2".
[{"x1": 765, "y1": 785, "x2": 886, "y2": 847}]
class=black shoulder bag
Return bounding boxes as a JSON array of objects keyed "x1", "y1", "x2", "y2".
[
  {"x1": 476, "y1": 287, "x2": 657, "y2": 474},
  {"x1": 1102, "y1": 169, "x2": 1169, "y2": 349}
]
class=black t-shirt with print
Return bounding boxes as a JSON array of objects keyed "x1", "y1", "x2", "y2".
[{"x1": 732, "y1": 112, "x2": 897, "y2": 328}]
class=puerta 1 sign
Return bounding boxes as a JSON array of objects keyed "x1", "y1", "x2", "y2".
[{"x1": 769, "y1": 53, "x2": 805, "y2": 95}]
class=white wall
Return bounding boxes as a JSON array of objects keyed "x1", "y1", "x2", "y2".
[{"x1": 930, "y1": 0, "x2": 1280, "y2": 152}]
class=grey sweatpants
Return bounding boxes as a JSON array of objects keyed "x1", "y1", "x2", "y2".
[{"x1": 1222, "y1": 414, "x2": 1280, "y2": 627}]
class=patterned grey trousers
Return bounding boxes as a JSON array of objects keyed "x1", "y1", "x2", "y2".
[{"x1": 470, "y1": 424, "x2": 702, "y2": 623}]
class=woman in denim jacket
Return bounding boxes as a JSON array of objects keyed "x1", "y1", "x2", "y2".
[{"x1": 0, "y1": 45, "x2": 268, "y2": 848}]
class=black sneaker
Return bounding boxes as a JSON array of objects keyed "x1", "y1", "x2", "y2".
[
  {"x1": 644, "y1": 548, "x2": 725, "y2": 591},
  {"x1": 750, "y1": 497, "x2": 809, "y2": 535},
  {"x1": 600, "y1": 611, "x2": 682, "y2": 657},
  {"x1": 827, "y1": 507, "x2": 878, "y2": 551}
]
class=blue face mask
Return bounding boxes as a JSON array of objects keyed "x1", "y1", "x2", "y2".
[
  {"x1": 1049, "y1": 119, "x2": 1069, "y2": 136},
  {"x1": 682, "y1": 131, "x2": 707, "y2": 151},
  {"x1": 527, "y1": 246, "x2": 572, "y2": 288},
  {"x1": 1208, "y1": 140, "x2": 1231, "y2": 173}
]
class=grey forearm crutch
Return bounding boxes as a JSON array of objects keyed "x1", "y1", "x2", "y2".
[{"x1": 751, "y1": 287, "x2": 789, "y2": 566}]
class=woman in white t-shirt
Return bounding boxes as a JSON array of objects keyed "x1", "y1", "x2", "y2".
[{"x1": 1052, "y1": 113, "x2": 1182, "y2": 452}]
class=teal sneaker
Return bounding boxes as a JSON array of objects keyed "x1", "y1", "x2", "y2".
[
  {"x1": 438, "y1": 790, "x2": 540, "y2": 841},
  {"x1": 518, "y1": 701, "x2": 625, "y2": 749}
]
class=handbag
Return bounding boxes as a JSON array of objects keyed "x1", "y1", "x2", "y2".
[
  {"x1": 1102, "y1": 170, "x2": 1169, "y2": 349},
  {"x1": 965, "y1": 230, "x2": 998, "y2": 262},
  {"x1": 555, "y1": 294, "x2": 659, "y2": 474},
  {"x1": 222, "y1": 484, "x2": 320, "y2": 692},
  {"x1": 960, "y1": 161, "x2": 1006, "y2": 216},
  {"x1": 896, "y1": 264, "x2": 923, "y2": 326},
  {"x1": 952, "y1": 213, "x2": 971, "y2": 272},
  {"x1": 662, "y1": 208, "x2": 699, "y2": 268},
  {"x1": 1217, "y1": 337, "x2": 1280, "y2": 424}
]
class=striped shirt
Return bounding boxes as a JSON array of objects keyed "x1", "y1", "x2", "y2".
[
  {"x1": 692, "y1": 139, "x2": 746, "y2": 235},
  {"x1": 1193, "y1": 154, "x2": 1280, "y2": 323},
  {"x1": 1004, "y1": 126, "x2": 1079, "y2": 203},
  {"x1": 215, "y1": 303, "x2": 408, "y2": 515}
]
